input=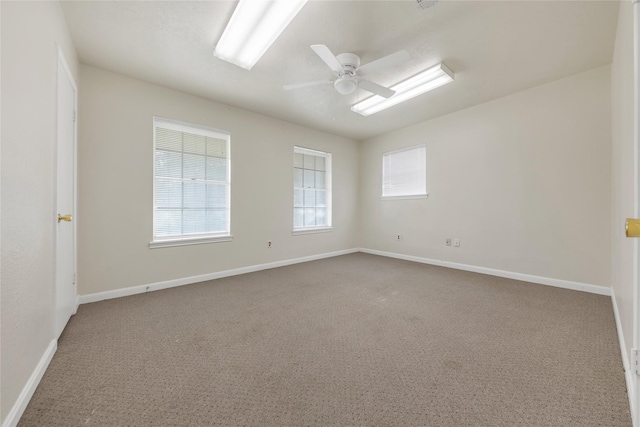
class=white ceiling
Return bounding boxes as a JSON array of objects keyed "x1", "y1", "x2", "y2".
[{"x1": 60, "y1": 0, "x2": 620, "y2": 141}]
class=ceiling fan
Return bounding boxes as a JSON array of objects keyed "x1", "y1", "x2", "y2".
[{"x1": 284, "y1": 45, "x2": 411, "y2": 99}]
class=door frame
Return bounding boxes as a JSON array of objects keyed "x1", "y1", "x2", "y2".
[
  {"x1": 634, "y1": 0, "x2": 640, "y2": 424},
  {"x1": 53, "y1": 44, "x2": 78, "y2": 339}
]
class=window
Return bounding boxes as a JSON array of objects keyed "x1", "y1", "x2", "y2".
[
  {"x1": 382, "y1": 144, "x2": 427, "y2": 198},
  {"x1": 151, "y1": 117, "x2": 231, "y2": 248},
  {"x1": 293, "y1": 146, "x2": 332, "y2": 233}
]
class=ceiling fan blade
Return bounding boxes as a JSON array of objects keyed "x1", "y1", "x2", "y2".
[
  {"x1": 311, "y1": 44, "x2": 344, "y2": 74},
  {"x1": 357, "y1": 79, "x2": 396, "y2": 99},
  {"x1": 358, "y1": 50, "x2": 411, "y2": 76},
  {"x1": 283, "y1": 79, "x2": 332, "y2": 91}
]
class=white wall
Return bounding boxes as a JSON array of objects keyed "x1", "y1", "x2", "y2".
[
  {"x1": 78, "y1": 65, "x2": 359, "y2": 296},
  {"x1": 359, "y1": 66, "x2": 612, "y2": 287},
  {"x1": 611, "y1": 0, "x2": 637, "y2": 421},
  {"x1": 0, "y1": 1, "x2": 79, "y2": 424}
]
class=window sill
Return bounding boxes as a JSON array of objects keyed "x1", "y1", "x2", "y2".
[
  {"x1": 292, "y1": 227, "x2": 333, "y2": 236},
  {"x1": 381, "y1": 193, "x2": 429, "y2": 201},
  {"x1": 149, "y1": 234, "x2": 233, "y2": 249}
]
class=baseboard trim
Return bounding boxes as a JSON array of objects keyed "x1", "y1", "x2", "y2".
[
  {"x1": 2, "y1": 339, "x2": 57, "y2": 427},
  {"x1": 79, "y1": 248, "x2": 359, "y2": 304},
  {"x1": 611, "y1": 288, "x2": 637, "y2": 426},
  {"x1": 358, "y1": 248, "x2": 611, "y2": 296}
]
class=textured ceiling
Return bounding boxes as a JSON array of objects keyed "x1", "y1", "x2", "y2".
[{"x1": 61, "y1": 0, "x2": 620, "y2": 140}]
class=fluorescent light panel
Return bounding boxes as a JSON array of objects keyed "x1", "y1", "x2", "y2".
[
  {"x1": 214, "y1": 0, "x2": 307, "y2": 70},
  {"x1": 351, "y1": 63, "x2": 454, "y2": 116}
]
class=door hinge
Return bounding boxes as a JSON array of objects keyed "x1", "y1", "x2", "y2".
[
  {"x1": 73, "y1": 110, "x2": 77, "y2": 122},
  {"x1": 73, "y1": 273, "x2": 76, "y2": 285},
  {"x1": 633, "y1": 349, "x2": 640, "y2": 375}
]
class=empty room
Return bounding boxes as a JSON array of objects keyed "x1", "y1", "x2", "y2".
[{"x1": 2, "y1": 0, "x2": 639, "y2": 426}]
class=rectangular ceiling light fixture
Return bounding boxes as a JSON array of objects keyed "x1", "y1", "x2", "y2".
[
  {"x1": 351, "y1": 63, "x2": 454, "y2": 116},
  {"x1": 214, "y1": 0, "x2": 308, "y2": 70}
]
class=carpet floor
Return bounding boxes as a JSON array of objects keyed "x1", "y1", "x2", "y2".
[{"x1": 19, "y1": 253, "x2": 631, "y2": 426}]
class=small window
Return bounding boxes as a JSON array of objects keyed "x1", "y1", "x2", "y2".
[
  {"x1": 151, "y1": 117, "x2": 231, "y2": 248},
  {"x1": 293, "y1": 146, "x2": 332, "y2": 233},
  {"x1": 382, "y1": 144, "x2": 427, "y2": 198}
]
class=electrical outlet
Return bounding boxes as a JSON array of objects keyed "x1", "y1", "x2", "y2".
[
  {"x1": 445, "y1": 238, "x2": 451, "y2": 246},
  {"x1": 267, "y1": 241, "x2": 272, "y2": 248},
  {"x1": 397, "y1": 235, "x2": 401, "y2": 240},
  {"x1": 453, "y1": 238, "x2": 460, "y2": 247}
]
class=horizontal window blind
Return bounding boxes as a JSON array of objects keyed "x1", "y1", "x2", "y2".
[
  {"x1": 382, "y1": 145, "x2": 426, "y2": 197},
  {"x1": 293, "y1": 146, "x2": 331, "y2": 229},
  {"x1": 153, "y1": 117, "x2": 230, "y2": 242}
]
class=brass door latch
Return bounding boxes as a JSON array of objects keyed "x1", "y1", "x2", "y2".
[
  {"x1": 625, "y1": 218, "x2": 640, "y2": 237},
  {"x1": 57, "y1": 214, "x2": 72, "y2": 223}
]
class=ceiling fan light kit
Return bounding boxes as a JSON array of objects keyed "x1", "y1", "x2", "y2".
[
  {"x1": 214, "y1": 0, "x2": 308, "y2": 70},
  {"x1": 334, "y1": 77, "x2": 358, "y2": 95},
  {"x1": 351, "y1": 63, "x2": 454, "y2": 116}
]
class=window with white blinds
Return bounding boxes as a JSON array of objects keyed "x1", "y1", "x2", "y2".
[
  {"x1": 293, "y1": 146, "x2": 332, "y2": 232},
  {"x1": 382, "y1": 144, "x2": 427, "y2": 198},
  {"x1": 151, "y1": 117, "x2": 231, "y2": 247}
]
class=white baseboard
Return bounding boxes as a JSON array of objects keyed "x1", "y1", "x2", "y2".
[
  {"x1": 79, "y1": 248, "x2": 359, "y2": 304},
  {"x1": 611, "y1": 288, "x2": 637, "y2": 427},
  {"x1": 81, "y1": 247, "x2": 610, "y2": 304},
  {"x1": 2, "y1": 339, "x2": 57, "y2": 427},
  {"x1": 359, "y1": 248, "x2": 611, "y2": 296}
]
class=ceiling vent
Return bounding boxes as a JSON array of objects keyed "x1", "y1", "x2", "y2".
[{"x1": 415, "y1": 0, "x2": 438, "y2": 11}]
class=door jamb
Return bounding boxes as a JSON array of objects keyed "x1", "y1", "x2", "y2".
[
  {"x1": 633, "y1": 1, "x2": 640, "y2": 424},
  {"x1": 53, "y1": 44, "x2": 78, "y2": 340}
]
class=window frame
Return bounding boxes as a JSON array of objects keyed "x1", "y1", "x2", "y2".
[
  {"x1": 381, "y1": 144, "x2": 428, "y2": 200},
  {"x1": 150, "y1": 117, "x2": 232, "y2": 249},
  {"x1": 292, "y1": 146, "x2": 333, "y2": 235}
]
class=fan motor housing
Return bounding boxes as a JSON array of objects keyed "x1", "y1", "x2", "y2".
[{"x1": 336, "y1": 53, "x2": 360, "y2": 75}]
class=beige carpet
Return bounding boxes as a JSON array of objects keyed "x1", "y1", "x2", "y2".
[{"x1": 19, "y1": 253, "x2": 631, "y2": 426}]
